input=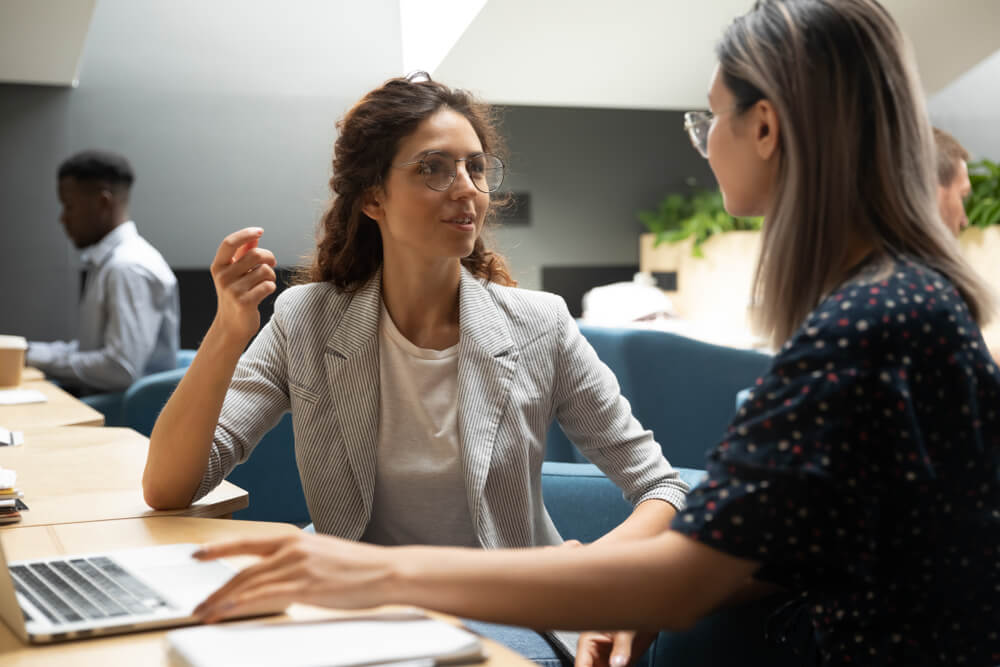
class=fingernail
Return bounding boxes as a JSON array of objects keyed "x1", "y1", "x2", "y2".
[
  {"x1": 192, "y1": 549, "x2": 206, "y2": 559},
  {"x1": 611, "y1": 655, "x2": 628, "y2": 667}
]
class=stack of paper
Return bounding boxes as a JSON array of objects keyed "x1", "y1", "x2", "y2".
[
  {"x1": 167, "y1": 611, "x2": 486, "y2": 667},
  {"x1": 0, "y1": 467, "x2": 24, "y2": 525}
]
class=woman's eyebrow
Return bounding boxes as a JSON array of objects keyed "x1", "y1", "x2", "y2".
[{"x1": 408, "y1": 149, "x2": 484, "y2": 160}]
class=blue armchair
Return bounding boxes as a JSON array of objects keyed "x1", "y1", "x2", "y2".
[
  {"x1": 539, "y1": 327, "x2": 798, "y2": 666},
  {"x1": 542, "y1": 462, "x2": 706, "y2": 543},
  {"x1": 546, "y1": 325, "x2": 771, "y2": 469},
  {"x1": 122, "y1": 351, "x2": 309, "y2": 524},
  {"x1": 81, "y1": 349, "x2": 200, "y2": 427}
]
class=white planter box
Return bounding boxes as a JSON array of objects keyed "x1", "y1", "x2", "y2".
[
  {"x1": 639, "y1": 226, "x2": 1000, "y2": 352},
  {"x1": 640, "y1": 231, "x2": 761, "y2": 329},
  {"x1": 959, "y1": 226, "x2": 1000, "y2": 352}
]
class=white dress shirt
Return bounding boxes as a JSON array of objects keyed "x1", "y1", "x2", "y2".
[{"x1": 27, "y1": 221, "x2": 180, "y2": 392}]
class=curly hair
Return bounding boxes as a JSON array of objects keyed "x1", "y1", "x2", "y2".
[{"x1": 300, "y1": 73, "x2": 515, "y2": 289}]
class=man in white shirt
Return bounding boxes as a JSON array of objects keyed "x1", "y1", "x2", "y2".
[{"x1": 27, "y1": 150, "x2": 180, "y2": 393}]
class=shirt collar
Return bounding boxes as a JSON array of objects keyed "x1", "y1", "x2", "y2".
[{"x1": 79, "y1": 221, "x2": 138, "y2": 267}]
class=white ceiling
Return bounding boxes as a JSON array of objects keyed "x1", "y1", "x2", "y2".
[
  {"x1": 1, "y1": 0, "x2": 997, "y2": 110},
  {"x1": 0, "y1": 0, "x2": 95, "y2": 86},
  {"x1": 435, "y1": 0, "x2": 1000, "y2": 109}
]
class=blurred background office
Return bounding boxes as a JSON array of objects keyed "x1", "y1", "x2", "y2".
[{"x1": 2, "y1": 0, "x2": 999, "y2": 351}]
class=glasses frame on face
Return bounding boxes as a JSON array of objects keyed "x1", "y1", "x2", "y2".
[
  {"x1": 393, "y1": 151, "x2": 506, "y2": 193},
  {"x1": 683, "y1": 107, "x2": 739, "y2": 158}
]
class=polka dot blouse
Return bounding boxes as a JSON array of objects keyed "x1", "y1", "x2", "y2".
[{"x1": 673, "y1": 255, "x2": 1000, "y2": 665}]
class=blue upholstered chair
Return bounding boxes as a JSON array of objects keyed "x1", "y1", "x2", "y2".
[
  {"x1": 546, "y1": 325, "x2": 772, "y2": 469},
  {"x1": 80, "y1": 390, "x2": 128, "y2": 427},
  {"x1": 81, "y1": 349, "x2": 200, "y2": 427},
  {"x1": 540, "y1": 327, "x2": 798, "y2": 666},
  {"x1": 122, "y1": 350, "x2": 309, "y2": 524},
  {"x1": 541, "y1": 462, "x2": 706, "y2": 543}
]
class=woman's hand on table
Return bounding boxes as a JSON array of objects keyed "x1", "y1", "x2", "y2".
[{"x1": 192, "y1": 532, "x2": 393, "y2": 622}]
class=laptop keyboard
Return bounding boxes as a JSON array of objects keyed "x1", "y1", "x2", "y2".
[{"x1": 10, "y1": 556, "x2": 173, "y2": 625}]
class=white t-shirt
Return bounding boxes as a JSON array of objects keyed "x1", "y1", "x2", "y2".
[{"x1": 361, "y1": 304, "x2": 478, "y2": 547}]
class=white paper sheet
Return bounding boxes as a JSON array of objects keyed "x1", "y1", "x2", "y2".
[
  {"x1": 167, "y1": 612, "x2": 485, "y2": 667},
  {"x1": 0, "y1": 389, "x2": 47, "y2": 406}
]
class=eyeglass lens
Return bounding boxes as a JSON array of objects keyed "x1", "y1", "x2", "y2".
[
  {"x1": 421, "y1": 154, "x2": 505, "y2": 193},
  {"x1": 684, "y1": 112, "x2": 711, "y2": 158}
]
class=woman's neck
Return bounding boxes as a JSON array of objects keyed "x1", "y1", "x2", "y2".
[{"x1": 380, "y1": 257, "x2": 462, "y2": 350}]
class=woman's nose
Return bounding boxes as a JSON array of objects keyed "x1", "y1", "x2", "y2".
[{"x1": 449, "y1": 162, "x2": 477, "y2": 197}]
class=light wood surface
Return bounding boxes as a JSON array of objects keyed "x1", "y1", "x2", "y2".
[
  {"x1": 0, "y1": 426, "x2": 247, "y2": 527},
  {"x1": 0, "y1": 517, "x2": 533, "y2": 667},
  {"x1": 0, "y1": 381, "x2": 104, "y2": 430},
  {"x1": 19, "y1": 368, "x2": 44, "y2": 383}
]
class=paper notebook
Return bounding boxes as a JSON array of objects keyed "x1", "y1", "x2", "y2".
[{"x1": 166, "y1": 610, "x2": 487, "y2": 667}]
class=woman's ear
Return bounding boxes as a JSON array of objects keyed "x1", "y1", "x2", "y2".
[
  {"x1": 753, "y1": 99, "x2": 781, "y2": 161},
  {"x1": 360, "y1": 188, "x2": 383, "y2": 222}
]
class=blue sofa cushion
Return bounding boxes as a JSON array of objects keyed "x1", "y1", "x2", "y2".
[{"x1": 546, "y1": 326, "x2": 771, "y2": 469}]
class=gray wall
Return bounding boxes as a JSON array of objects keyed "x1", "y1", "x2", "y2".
[
  {"x1": 0, "y1": 0, "x2": 402, "y2": 341},
  {"x1": 929, "y1": 49, "x2": 1000, "y2": 161},
  {"x1": 494, "y1": 105, "x2": 714, "y2": 290},
  {"x1": 0, "y1": 0, "x2": 712, "y2": 341}
]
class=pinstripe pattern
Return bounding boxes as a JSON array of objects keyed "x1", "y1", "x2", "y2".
[{"x1": 194, "y1": 267, "x2": 689, "y2": 547}]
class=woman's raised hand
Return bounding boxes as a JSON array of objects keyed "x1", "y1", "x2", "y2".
[{"x1": 209, "y1": 228, "x2": 277, "y2": 346}]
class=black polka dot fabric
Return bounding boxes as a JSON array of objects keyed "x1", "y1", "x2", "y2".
[{"x1": 673, "y1": 256, "x2": 1000, "y2": 665}]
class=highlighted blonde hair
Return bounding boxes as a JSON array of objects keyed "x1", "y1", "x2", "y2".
[{"x1": 718, "y1": 0, "x2": 992, "y2": 346}]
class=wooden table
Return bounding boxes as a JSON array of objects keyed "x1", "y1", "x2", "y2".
[
  {"x1": 0, "y1": 517, "x2": 533, "y2": 666},
  {"x1": 19, "y1": 368, "x2": 44, "y2": 383},
  {"x1": 0, "y1": 381, "x2": 104, "y2": 430},
  {"x1": 0, "y1": 426, "x2": 247, "y2": 527}
]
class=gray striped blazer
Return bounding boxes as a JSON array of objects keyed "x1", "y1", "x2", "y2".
[{"x1": 194, "y1": 267, "x2": 688, "y2": 547}]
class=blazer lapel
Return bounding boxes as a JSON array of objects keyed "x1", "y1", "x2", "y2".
[
  {"x1": 323, "y1": 271, "x2": 382, "y2": 518},
  {"x1": 456, "y1": 269, "x2": 518, "y2": 539}
]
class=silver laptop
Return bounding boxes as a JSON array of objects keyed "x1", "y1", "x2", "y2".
[{"x1": 0, "y1": 538, "x2": 280, "y2": 643}]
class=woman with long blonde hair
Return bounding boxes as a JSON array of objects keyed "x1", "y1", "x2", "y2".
[{"x1": 191, "y1": 2, "x2": 999, "y2": 664}]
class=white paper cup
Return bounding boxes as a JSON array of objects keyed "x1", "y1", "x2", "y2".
[{"x1": 0, "y1": 336, "x2": 28, "y2": 387}]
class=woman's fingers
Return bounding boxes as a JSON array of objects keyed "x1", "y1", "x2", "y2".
[
  {"x1": 212, "y1": 228, "x2": 263, "y2": 272},
  {"x1": 215, "y1": 247, "x2": 277, "y2": 287},
  {"x1": 227, "y1": 263, "x2": 277, "y2": 303},
  {"x1": 609, "y1": 631, "x2": 636, "y2": 667},
  {"x1": 232, "y1": 236, "x2": 258, "y2": 263},
  {"x1": 193, "y1": 535, "x2": 292, "y2": 561},
  {"x1": 201, "y1": 581, "x2": 303, "y2": 623},
  {"x1": 575, "y1": 632, "x2": 613, "y2": 667},
  {"x1": 196, "y1": 561, "x2": 304, "y2": 622},
  {"x1": 194, "y1": 537, "x2": 310, "y2": 615}
]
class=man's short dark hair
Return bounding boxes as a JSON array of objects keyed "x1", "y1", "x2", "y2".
[
  {"x1": 933, "y1": 128, "x2": 970, "y2": 187},
  {"x1": 57, "y1": 150, "x2": 135, "y2": 190}
]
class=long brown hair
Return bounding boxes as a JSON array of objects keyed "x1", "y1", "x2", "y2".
[
  {"x1": 300, "y1": 73, "x2": 515, "y2": 289},
  {"x1": 718, "y1": 0, "x2": 992, "y2": 347}
]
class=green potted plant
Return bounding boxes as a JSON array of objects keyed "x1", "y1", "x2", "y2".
[
  {"x1": 966, "y1": 158, "x2": 1000, "y2": 227},
  {"x1": 638, "y1": 186, "x2": 762, "y2": 258}
]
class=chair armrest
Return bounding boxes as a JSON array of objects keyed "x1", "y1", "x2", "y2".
[{"x1": 542, "y1": 463, "x2": 707, "y2": 544}]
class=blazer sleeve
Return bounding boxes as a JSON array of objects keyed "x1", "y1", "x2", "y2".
[
  {"x1": 191, "y1": 306, "x2": 292, "y2": 502},
  {"x1": 551, "y1": 301, "x2": 689, "y2": 510}
]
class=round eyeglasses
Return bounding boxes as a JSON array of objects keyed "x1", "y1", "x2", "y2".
[{"x1": 394, "y1": 151, "x2": 505, "y2": 193}]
